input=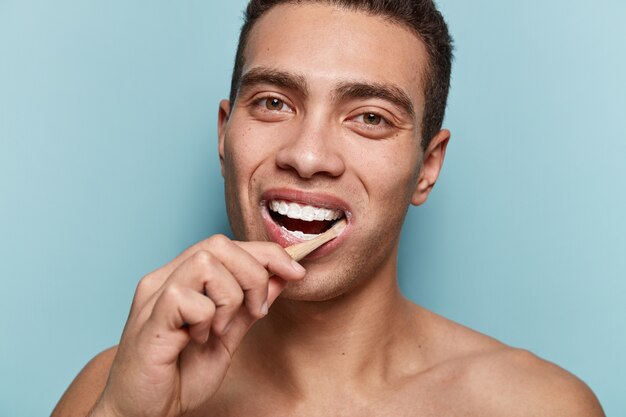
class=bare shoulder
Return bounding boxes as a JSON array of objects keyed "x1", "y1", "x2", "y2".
[
  {"x1": 411, "y1": 308, "x2": 604, "y2": 416},
  {"x1": 51, "y1": 346, "x2": 118, "y2": 417},
  {"x1": 463, "y1": 346, "x2": 605, "y2": 417}
]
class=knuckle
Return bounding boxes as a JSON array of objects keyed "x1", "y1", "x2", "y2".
[
  {"x1": 135, "y1": 273, "x2": 159, "y2": 297},
  {"x1": 206, "y1": 234, "x2": 230, "y2": 250},
  {"x1": 191, "y1": 250, "x2": 217, "y2": 269},
  {"x1": 161, "y1": 284, "x2": 183, "y2": 303}
]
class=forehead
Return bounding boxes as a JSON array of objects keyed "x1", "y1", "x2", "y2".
[{"x1": 243, "y1": 3, "x2": 428, "y2": 111}]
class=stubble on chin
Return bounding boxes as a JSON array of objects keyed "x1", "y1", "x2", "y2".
[{"x1": 279, "y1": 214, "x2": 404, "y2": 302}]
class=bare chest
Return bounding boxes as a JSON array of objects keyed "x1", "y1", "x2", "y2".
[{"x1": 195, "y1": 378, "x2": 482, "y2": 417}]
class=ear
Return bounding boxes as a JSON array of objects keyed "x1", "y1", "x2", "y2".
[
  {"x1": 217, "y1": 99, "x2": 231, "y2": 178},
  {"x1": 411, "y1": 129, "x2": 451, "y2": 206}
]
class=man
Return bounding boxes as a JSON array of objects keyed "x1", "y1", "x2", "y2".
[{"x1": 53, "y1": 1, "x2": 604, "y2": 416}]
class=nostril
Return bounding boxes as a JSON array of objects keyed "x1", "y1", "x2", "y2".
[
  {"x1": 275, "y1": 143, "x2": 345, "y2": 179},
  {"x1": 274, "y1": 121, "x2": 346, "y2": 178}
]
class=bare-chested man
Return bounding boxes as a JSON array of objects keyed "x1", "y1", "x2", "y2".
[{"x1": 52, "y1": 1, "x2": 605, "y2": 416}]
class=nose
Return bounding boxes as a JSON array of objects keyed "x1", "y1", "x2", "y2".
[{"x1": 275, "y1": 117, "x2": 346, "y2": 179}]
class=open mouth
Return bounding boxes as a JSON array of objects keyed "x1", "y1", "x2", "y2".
[{"x1": 267, "y1": 199, "x2": 346, "y2": 241}]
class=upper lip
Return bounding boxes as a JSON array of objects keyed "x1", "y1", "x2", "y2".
[{"x1": 261, "y1": 188, "x2": 352, "y2": 219}]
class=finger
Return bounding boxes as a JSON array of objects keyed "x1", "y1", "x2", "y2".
[
  {"x1": 131, "y1": 235, "x2": 239, "y2": 308},
  {"x1": 134, "y1": 249, "x2": 246, "y2": 339},
  {"x1": 169, "y1": 250, "x2": 245, "y2": 335},
  {"x1": 182, "y1": 291, "x2": 217, "y2": 344},
  {"x1": 267, "y1": 276, "x2": 287, "y2": 306},
  {"x1": 142, "y1": 285, "x2": 216, "y2": 356},
  {"x1": 212, "y1": 274, "x2": 289, "y2": 359},
  {"x1": 197, "y1": 237, "x2": 275, "y2": 319},
  {"x1": 180, "y1": 238, "x2": 304, "y2": 319},
  {"x1": 234, "y1": 241, "x2": 307, "y2": 281},
  {"x1": 133, "y1": 237, "x2": 306, "y2": 327}
]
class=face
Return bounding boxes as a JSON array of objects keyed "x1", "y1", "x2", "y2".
[{"x1": 218, "y1": 4, "x2": 449, "y2": 301}]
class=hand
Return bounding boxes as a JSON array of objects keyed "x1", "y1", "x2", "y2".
[{"x1": 91, "y1": 235, "x2": 306, "y2": 417}]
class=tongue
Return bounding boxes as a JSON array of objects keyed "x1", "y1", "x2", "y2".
[{"x1": 281, "y1": 217, "x2": 331, "y2": 235}]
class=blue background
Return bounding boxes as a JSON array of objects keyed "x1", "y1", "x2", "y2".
[{"x1": 1, "y1": 1, "x2": 624, "y2": 415}]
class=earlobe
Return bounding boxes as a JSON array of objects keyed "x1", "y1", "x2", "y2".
[
  {"x1": 411, "y1": 129, "x2": 451, "y2": 206},
  {"x1": 217, "y1": 99, "x2": 231, "y2": 178}
]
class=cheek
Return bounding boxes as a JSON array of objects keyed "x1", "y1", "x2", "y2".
[
  {"x1": 358, "y1": 144, "x2": 421, "y2": 202},
  {"x1": 224, "y1": 120, "x2": 281, "y2": 171},
  {"x1": 223, "y1": 126, "x2": 259, "y2": 183},
  {"x1": 222, "y1": 126, "x2": 259, "y2": 228},
  {"x1": 222, "y1": 123, "x2": 276, "y2": 218}
]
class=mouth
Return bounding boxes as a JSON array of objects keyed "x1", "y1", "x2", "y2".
[
  {"x1": 260, "y1": 190, "x2": 351, "y2": 253},
  {"x1": 267, "y1": 199, "x2": 345, "y2": 241}
]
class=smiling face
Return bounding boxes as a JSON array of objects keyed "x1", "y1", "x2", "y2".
[{"x1": 218, "y1": 3, "x2": 449, "y2": 300}]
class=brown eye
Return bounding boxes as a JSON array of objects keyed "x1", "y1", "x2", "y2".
[
  {"x1": 265, "y1": 97, "x2": 284, "y2": 111},
  {"x1": 364, "y1": 113, "x2": 381, "y2": 125}
]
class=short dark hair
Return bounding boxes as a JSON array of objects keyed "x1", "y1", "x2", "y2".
[{"x1": 229, "y1": 0, "x2": 453, "y2": 149}]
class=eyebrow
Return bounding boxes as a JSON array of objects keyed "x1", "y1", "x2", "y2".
[
  {"x1": 238, "y1": 67, "x2": 415, "y2": 119},
  {"x1": 238, "y1": 67, "x2": 310, "y2": 98},
  {"x1": 333, "y1": 82, "x2": 415, "y2": 119}
]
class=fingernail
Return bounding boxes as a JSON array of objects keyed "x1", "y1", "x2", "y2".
[
  {"x1": 260, "y1": 301, "x2": 269, "y2": 316},
  {"x1": 291, "y1": 260, "x2": 305, "y2": 274}
]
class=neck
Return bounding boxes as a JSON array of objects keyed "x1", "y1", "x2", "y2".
[{"x1": 239, "y1": 250, "x2": 426, "y2": 398}]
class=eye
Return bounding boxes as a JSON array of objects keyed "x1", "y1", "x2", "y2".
[
  {"x1": 363, "y1": 113, "x2": 382, "y2": 125},
  {"x1": 353, "y1": 112, "x2": 390, "y2": 128},
  {"x1": 345, "y1": 110, "x2": 397, "y2": 139},
  {"x1": 257, "y1": 96, "x2": 293, "y2": 112},
  {"x1": 265, "y1": 97, "x2": 284, "y2": 111}
]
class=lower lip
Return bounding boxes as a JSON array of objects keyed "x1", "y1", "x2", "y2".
[{"x1": 260, "y1": 204, "x2": 349, "y2": 260}]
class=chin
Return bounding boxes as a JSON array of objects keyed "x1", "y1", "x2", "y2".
[
  {"x1": 276, "y1": 261, "x2": 365, "y2": 302},
  {"x1": 279, "y1": 281, "x2": 352, "y2": 302}
]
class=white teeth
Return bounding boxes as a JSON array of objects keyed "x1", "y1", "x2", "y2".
[
  {"x1": 280, "y1": 226, "x2": 318, "y2": 240},
  {"x1": 301, "y1": 206, "x2": 315, "y2": 221},
  {"x1": 286, "y1": 204, "x2": 301, "y2": 218},
  {"x1": 268, "y1": 199, "x2": 344, "y2": 222}
]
